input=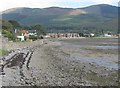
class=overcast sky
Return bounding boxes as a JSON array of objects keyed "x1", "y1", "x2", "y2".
[{"x1": 0, "y1": 0, "x2": 119, "y2": 11}]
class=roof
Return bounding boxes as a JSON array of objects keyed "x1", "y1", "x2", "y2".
[
  {"x1": 17, "y1": 29, "x2": 29, "y2": 34},
  {"x1": 28, "y1": 30, "x2": 36, "y2": 33}
]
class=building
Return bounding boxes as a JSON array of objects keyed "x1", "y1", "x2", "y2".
[
  {"x1": 16, "y1": 30, "x2": 28, "y2": 41},
  {"x1": 17, "y1": 30, "x2": 29, "y2": 37},
  {"x1": 16, "y1": 35, "x2": 25, "y2": 41},
  {"x1": 45, "y1": 33, "x2": 80, "y2": 38},
  {"x1": 90, "y1": 33, "x2": 95, "y2": 37},
  {"x1": 0, "y1": 32, "x2": 1, "y2": 36},
  {"x1": 28, "y1": 30, "x2": 37, "y2": 36},
  {"x1": 104, "y1": 33, "x2": 112, "y2": 37},
  {"x1": 15, "y1": 29, "x2": 37, "y2": 41}
]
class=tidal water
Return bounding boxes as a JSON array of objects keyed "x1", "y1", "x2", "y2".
[{"x1": 63, "y1": 42, "x2": 118, "y2": 70}]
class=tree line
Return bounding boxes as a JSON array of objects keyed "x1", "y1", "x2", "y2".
[{"x1": 1, "y1": 20, "x2": 46, "y2": 41}]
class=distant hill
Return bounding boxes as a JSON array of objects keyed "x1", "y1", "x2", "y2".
[
  {"x1": 82, "y1": 4, "x2": 118, "y2": 17},
  {"x1": 1, "y1": 4, "x2": 119, "y2": 33}
]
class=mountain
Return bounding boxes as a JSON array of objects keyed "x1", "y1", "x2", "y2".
[
  {"x1": 1, "y1": 4, "x2": 119, "y2": 33},
  {"x1": 82, "y1": 4, "x2": 118, "y2": 17}
]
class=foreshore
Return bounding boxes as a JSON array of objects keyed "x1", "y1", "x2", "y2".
[
  {"x1": 1, "y1": 38, "x2": 119, "y2": 86},
  {"x1": 1, "y1": 39, "x2": 44, "y2": 51}
]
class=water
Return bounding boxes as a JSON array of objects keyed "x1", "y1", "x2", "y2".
[
  {"x1": 69, "y1": 53, "x2": 118, "y2": 70},
  {"x1": 94, "y1": 46, "x2": 119, "y2": 49},
  {"x1": 63, "y1": 43, "x2": 119, "y2": 49},
  {"x1": 78, "y1": 57, "x2": 118, "y2": 70},
  {"x1": 64, "y1": 43, "x2": 118, "y2": 70},
  {"x1": 63, "y1": 43, "x2": 81, "y2": 47}
]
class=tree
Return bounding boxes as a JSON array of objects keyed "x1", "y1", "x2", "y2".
[
  {"x1": 2, "y1": 20, "x2": 13, "y2": 31},
  {"x1": 2, "y1": 29, "x2": 15, "y2": 41},
  {"x1": 22, "y1": 26, "x2": 30, "y2": 30},
  {"x1": 29, "y1": 35, "x2": 38, "y2": 41},
  {"x1": 31, "y1": 24, "x2": 46, "y2": 36},
  {"x1": 8, "y1": 20, "x2": 21, "y2": 28}
]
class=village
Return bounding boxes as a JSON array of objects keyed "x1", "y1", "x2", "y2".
[
  {"x1": 0, "y1": 28, "x2": 119, "y2": 42},
  {"x1": 0, "y1": 0, "x2": 119, "y2": 86},
  {"x1": 0, "y1": 31, "x2": 118, "y2": 86}
]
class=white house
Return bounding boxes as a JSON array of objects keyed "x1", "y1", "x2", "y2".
[
  {"x1": 104, "y1": 33, "x2": 112, "y2": 37},
  {"x1": 0, "y1": 32, "x2": 1, "y2": 36},
  {"x1": 28, "y1": 30, "x2": 37, "y2": 36},
  {"x1": 17, "y1": 35, "x2": 24, "y2": 41},
  {"x1": 90, "y1": 33, "x2": 95, "y2": 37}
]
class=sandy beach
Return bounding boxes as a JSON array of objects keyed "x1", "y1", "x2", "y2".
[{"x1": 1, "y1": 38, "x2": 119, "y2": 86}]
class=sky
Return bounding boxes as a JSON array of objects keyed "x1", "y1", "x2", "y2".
[{"x1": 0, "y1": 0, "x2": 119, "y2": 11}]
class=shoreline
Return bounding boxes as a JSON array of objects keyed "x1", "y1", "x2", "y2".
[
  {"x1": 1, "y1": 38, "x2": 119, "y2": 86},
  {"x1": 1, "y1": 39, "x2": 44, "y2": 51}
]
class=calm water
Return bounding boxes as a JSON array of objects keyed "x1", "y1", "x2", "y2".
[
  {"x1": 63, "y1": 42, "x2": 118, "y2": 70},
  {"x1": 63, "y1": 43, "x2": 119, "y2": 49},
  {"x1": 94, "y1": 46, "x2": 119, "y2": 49},
  {"x1": 77, "y1": 57, "x2": 118, "y2": 70},
  {"x1": 69, "y1": 53, "x2": 118, "y2": 70}
]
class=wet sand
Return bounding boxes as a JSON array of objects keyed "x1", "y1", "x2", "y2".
[{"x1": 1, "y1": 38, "x2": 119, "y2": 86}]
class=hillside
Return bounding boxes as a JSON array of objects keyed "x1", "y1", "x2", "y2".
[{"x1": 1, "y1": 4, "x2": 119, "y2": 33}]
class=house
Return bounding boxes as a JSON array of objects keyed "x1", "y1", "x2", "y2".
[
  {"x1": 15, "y1": 29, "x2": 38, "y2": 41},
  {"x1": 28, "y1": 30, "x2": 37, "y2": 36},
  {"x1": 104, "y1": 33, "x2": 112, "y2": 37},
  {"x1": 45, "y1": 33, "x2": 80, "y2": 38},
  {"x1": 16, "y1": 29, "x2": 29, "y2": 41},
  {"x1": 83, "y1": 34, "x2": 90, "y2": 37},
  {"x1": 90, "y1": 33, "x2": 95, "y2": 37},
  {"x1": 0, "y1": 32, "x2": 1, "y2": 36},
  {"x1": 17, "y1": 35, "x2": 24, "y2": 41},
  {"x1": 19, "y1": 30, "x2": 29, "y2": 37}
]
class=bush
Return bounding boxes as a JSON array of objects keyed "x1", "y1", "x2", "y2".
[
  {"x1": 29, "y1": 35, "x2": 38, "y2": 41},
  {"x1": 2, "y1": 29, "x2": 15, "y2": 41}
]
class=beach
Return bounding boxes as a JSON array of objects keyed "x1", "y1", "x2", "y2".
[{"x1": 1, "y1": 38, "x2": 118, "y2": 86}]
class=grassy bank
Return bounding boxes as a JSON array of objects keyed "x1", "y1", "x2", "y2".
[{"x1": 0, "y1": 49, "x2": 9, "y2": 56}]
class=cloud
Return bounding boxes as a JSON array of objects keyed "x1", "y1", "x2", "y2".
[
  {"x1": 0, "y1": 0, "x2": 118, "y2": 11},
  {"x1": 0, "y1": 0, "x2": 57, "y2": 11},
  {"x1": 90, "y1": 0, "x2": 116, "y2": 4},
  {"x1": 79, "y1": 0, "x2": 119, "y2": 5}
]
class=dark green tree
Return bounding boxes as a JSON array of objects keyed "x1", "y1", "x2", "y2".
[
  {"x1": 2, "y1": 20, "x2": 13, "y2": 31},
  {"x1": 31, "y1": 24, "x2": 46, "y2": 36},
  {"x1": 8, "y1": 20, "x2": 21, "y2": 28}
]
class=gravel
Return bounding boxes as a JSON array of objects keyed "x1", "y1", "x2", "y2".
[{"x1": 0, "y1": 38, "x2": 118, "y2": 86}]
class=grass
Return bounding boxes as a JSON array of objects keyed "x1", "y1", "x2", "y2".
[
  {"x1": 53, "y1": 17, "x2": 72, "y2": 21},
  {"x1": 0, "y1": 49, "x2": 9, "y2": 56}
]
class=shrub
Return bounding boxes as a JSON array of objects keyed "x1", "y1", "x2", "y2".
[
  {"x1": 29, "y1": 35, "x2": 38, "y2": 41},
  {"x1": 2, "y1": 29, "x2": 15, "y2": 41}
]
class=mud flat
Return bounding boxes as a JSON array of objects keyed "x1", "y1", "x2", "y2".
[{"x1": 1, "y1": 38, "x2": 119, "y2": 86}]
